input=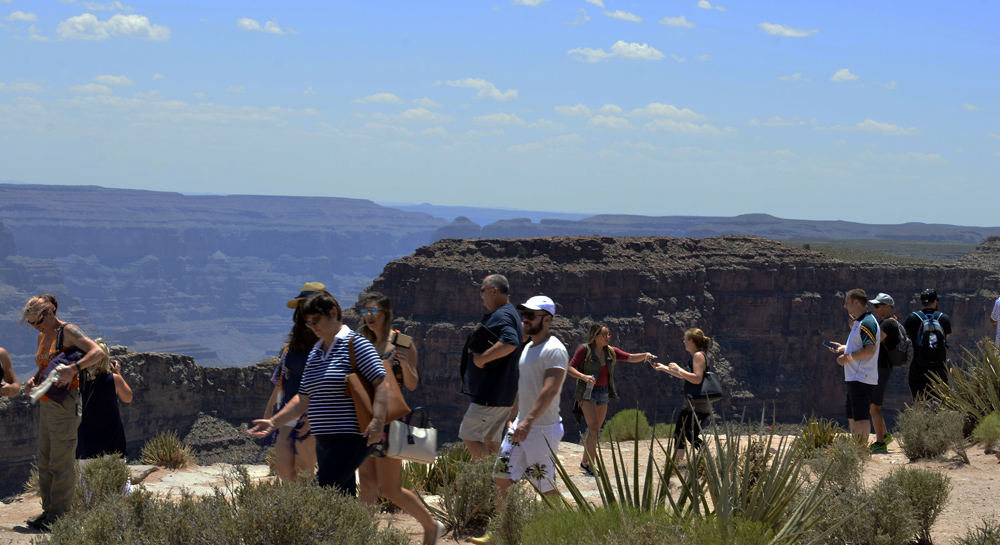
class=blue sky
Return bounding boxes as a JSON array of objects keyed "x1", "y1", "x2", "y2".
[{"x1": 1, "y1": 1, "x2": 997, "y2": 225}]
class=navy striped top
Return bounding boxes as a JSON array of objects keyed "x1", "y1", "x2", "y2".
[{"x1": 301, "y1": 326, "x2": 385, "y2": 435}]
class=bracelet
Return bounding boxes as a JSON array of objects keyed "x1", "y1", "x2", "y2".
[
  {"x1": 845, "y1": 353, "x2": 852, "y2": 361},
  {"x1": 74, "y1": 362, "x2": 81, "y2": 371}
]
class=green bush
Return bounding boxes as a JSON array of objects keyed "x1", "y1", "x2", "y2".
[
  {"x1": 601, "y1": 409, "x2": 651, "y2": 442},
  {"x1": 972, "y1": 411, "x2": 1000, "y2": 449},
  {"x1": 23, "y1": 462, "x2": 38, "y2": 493},
  {"x1": 420, "y1": 454, "x2": 497, "y2": 536},
  {"x1": 954, "y1": 516, "x2": 1000, "y2": 545},
  {"x1": 140, "y1": 431, "x2": 193, "y2": 469},
  {"x1": 47, "y1": 468, "x2": 410, "y2": 544},
  {"x1": 928, "y1": 339, "x2": 1000, "y2": 421},
  {"x1": 652, "y1": 422, "x2": 675, "y2": 439},
  {"x1": 896, "y1": 402, "x2": 967, "y2": 461},
  {"x1": 76, "y1": 456, "x2": 131, "y2": 511},
  {"x1": 488, "y1": 481, "x2": 540, "y2": 545},
  {"x1": 882, "y1": 467, "x2": 950, "y2": 544},
  {"x1": 796, "y1": 416, "x2": 843, "y2": 454},
  {"x1": 401, "y1": 442, "x2": 471, "y2": 495},
  {"x1": 816, "y1": 485, "x2": 919, "y2": 545},
  {"x1": 805, "y1": 435, "x2": 868, "y2": 493}
]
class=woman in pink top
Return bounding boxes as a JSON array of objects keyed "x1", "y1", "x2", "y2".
[{"x1": 566, "y1": 323, "x2": 656, "y2": 476}]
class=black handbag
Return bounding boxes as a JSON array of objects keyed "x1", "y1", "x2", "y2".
[{"x1": 683, "y1": 353, "x2": 724, "y2": 401}]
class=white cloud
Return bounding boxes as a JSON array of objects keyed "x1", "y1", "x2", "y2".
[
  {"x1": 567, "y1": 8, "x2": 590, "y2": 25},
  {"x1": 371, "y1": 108, "x2": 453, "y2": 124},
  {"x1": 603, "y1": 10, "x2": 642, "y2": 23},
  {"x1": 779, "y1": 72, "x2": 808, "y2": 81},
  {"x1": 152, "y1": 73, "x2": 166, "y2": 80},
  {"x1": 353, "y1": 92, "x2": 404, "y2": 104},
  {"x1": 411, "y1": 97, "x2": 441, "y2": 108},
  {"x1": 0, "y1": 81, "x2": 44, "y2": 93},
  {"x1": 528, "y1": 119, "x2": 567, "y2": 131},
  {"x1": 820, "y1": 119, "x2": 920, "y2": 136},
  {"x1": 567, "y1": 40, "x2": 664, "y2": 62},
  {"x1": 830, "y1": 68, "x2": 859, "y2": 82},
  {"x1": 56, "y1": 13, "x2": 170, "y2": 40},
  {"x1": 644, "y1": 119, "x2": 736, "y2": 136},
  {"x1": 989, "y1": 134, "x2": 1000, "y2": 140},
  {"x1": 773, "y1": 149, "x2": 796, "y2": 157},
  {"x1": 697, "y1": 0, "x2": 726, "y2": 11},
  {"x1": 27, "y1": 26, "x2": 48, "y2": 41},
  {"x1": 133, "y1": 90, "x2": 160, "y2": 100},
  {"x1": 363, "y1": 123, "x2": 413, "y2": 137},
  {"x1": 696, "y1": 54, "x2": 712, "y2": 62},
  {"x1": 962, "y1": 103, "x2": 980, "y2": 111},
  {"x1": 442, "y1": 78, "x2": 518, "y2": 101},
  {"x1": 511, "y1": 0, "x2": 550, "y2": 6},
  {"x1": 68, "y1": 83, "x2": 113, "y2": 94},
  {"x1": 93, "y1": 75, "x2": 134, "y2": 86},
  {"x1": 597, "y1": 104, "x2": 623, "y2": 115},
  {"x1": 226, "y1": 86, "x2": 245, "y2": 93},
  {"x1": 555, "y1": 103, "x2": 592, "y2": 117},
  {"x1": 659, "y1": 15, "x2": 694, "y2": 28},
  {"x1": 586, "y1": 115, "x2": 633, "y2": 130},
  {"x1": 80, "y1": 1, "x2": 132, "y2": 11},
  {"x1": 303, "y1": 86, "x2": 315, "y2": 95},
  {"x1": 585, "y1": 0, "x2": 604, "y2": 6},
  {"x1": 5, "y1": 11, "x2": 36, "y2": 22},
  {"x1": 747, "y1": 116, "x2": 806, "y2": 128},
  {"x1": 194, "y1": 92, "x2": 208, "y2": 99},
  {"x1": 420, "y1": 127, "x2": 448, "y2": 137},
  {"x1": 758, "y1": 22, "x2": 818, "y2": 38},
  {"x1": 628, "y1": 102, "x2": 705, "y2": 120},
  {"x1": 671, "y1": 54, "x2": 685, "y2": 63},
  {"x1": 236, "y1": 18, "x2": 285, "y2": 35},
  {"x1": 472, "y1": 112, "x2": 527, "y2": 126},
  {"x1": 873, "y1": 80, "x2": 897, "y2": 89}
]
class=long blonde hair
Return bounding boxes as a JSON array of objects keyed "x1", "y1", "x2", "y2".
[{"x1": 87, "y1": 338, "x2": 112, "y2": 377}]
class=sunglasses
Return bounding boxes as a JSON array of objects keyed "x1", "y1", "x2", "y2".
[
  {"x1": 359, "y1": 307, "x2": 381, "y2": 318},
  {"x1": 305, "y1": 315, "x2": 323, "y2": 328},
  {"x1": 28, "y1": 313, "x2": 46, "y2": 326}
]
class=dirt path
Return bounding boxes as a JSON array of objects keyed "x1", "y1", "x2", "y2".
[{"x1": 1, "y1": 440, "x2": 996, "y2": 544}]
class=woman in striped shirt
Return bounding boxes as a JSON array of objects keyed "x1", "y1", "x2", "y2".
[{"x1": 250, "y1": 292, "x2": 390, "y2": 496}]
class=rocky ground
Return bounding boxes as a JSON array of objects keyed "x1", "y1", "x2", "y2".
[{"x1": 0, "y1": 437, "x2": 996, "y2": 545}]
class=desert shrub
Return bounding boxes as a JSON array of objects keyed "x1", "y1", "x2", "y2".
[
  {"x1": 796, "y1": 416, "x2": 843, "y2": 454},
  {"x1": 47, "y1": 468, "x2": 410, "y2": 545},
  {"x1": 816, "y1": 484, "x2": 919, "y2": 545},
  {"x1": 928, "y1": 339, "x2": 1000, "y2": 421},
  {"x1": 601, "y1": 409, "x2": 651, "y2": 442},
  {"x1": 488, "y1": 480, "x2": 541, "y2": 545},
  {"x1": 882, "y1": 467, "x2": 950, "y2": 545},
  {"x1": 954, "y1": 516, "x2": 1000, "y2": 545},
  {"x1": 140, "y1": 431, "x2": 193, "y2": 469},
  {"x1": 805, "y1": 434, "x2": 868, "y2": 493},
  {"x1": 23, "y1": 462, "x2": 38, "y2": 493},
  {"x1": 421, "y1": 454, "x2": 497, "y2": 536},
  {"x1": 653, "y1": 422, "x2": 675, "y2": 438},
  {"x1": 972, "y1": 411, "x2": 1000, "y2": 449},
  {"x1": 401, "y1": 441, "x2": 471, "y2": 495},
  {"x1": 76, "y1": 455, "x2": 131, "y2": 511},
  {"x1": 896, "y1": 402, "x2": 966, "y2": 461}
]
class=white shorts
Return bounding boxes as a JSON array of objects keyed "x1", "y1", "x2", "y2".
[{"x1": 493, "y1": 419, "x2": 563, "y2": 493}]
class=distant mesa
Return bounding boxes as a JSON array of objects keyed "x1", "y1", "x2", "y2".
[{"x1": 431, "y1": 215, "x2": 482, "y2": 241}]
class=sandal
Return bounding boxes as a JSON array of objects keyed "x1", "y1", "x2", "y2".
[{"x1": 580, "y1": 463, "x2": 595, "y2": 477}]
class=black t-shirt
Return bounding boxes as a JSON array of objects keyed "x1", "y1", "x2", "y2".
[
  {"x1": 464, "y1": 303, "x2": 523, "y2": 406},
  {"x1": 903, "y1": 308, "x2": 952, "y2": 365},
  {"x1": 877, "y1": 316, "x2": 902, "y2": 369}
]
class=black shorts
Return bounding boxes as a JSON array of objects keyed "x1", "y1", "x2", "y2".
[
  {"x1": 871, "y1": 366, "x2": 892, "y2": 407},
  {"x1": 845, "y1": 381, "x2": 875, "y2": 421}
]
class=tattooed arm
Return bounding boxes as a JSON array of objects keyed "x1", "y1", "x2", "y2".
[{"x1": 55, "y1": 325, "x2": 105, "y2": 386}]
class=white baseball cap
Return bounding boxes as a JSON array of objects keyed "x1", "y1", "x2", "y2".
[{"x1": 517, "y1": 295, "x2": 556, "y2": 316}]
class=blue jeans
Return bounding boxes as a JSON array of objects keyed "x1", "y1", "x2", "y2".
[{"x1": 315, "y1": 433, "x2": 373, "y2": 496}]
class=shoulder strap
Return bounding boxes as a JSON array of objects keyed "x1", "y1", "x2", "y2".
[
  {"x1": 56, "y1": 324, "x2": 66, "y2": 352},
  {"x1": 347, "y1": 334, "x2": 359, "y2": 374}
]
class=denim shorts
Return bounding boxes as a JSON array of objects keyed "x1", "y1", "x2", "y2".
[{"x1": 585, "y1": 385, "x2": 610, "y2": 406}]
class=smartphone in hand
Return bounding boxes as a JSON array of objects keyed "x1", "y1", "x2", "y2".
[{"x1": 822, "y1": 340, "x2": 837, "y2": 350}]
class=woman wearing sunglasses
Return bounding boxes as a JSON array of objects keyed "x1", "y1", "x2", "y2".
[{"x1": 355, "y1": 292, "x2": 444, "y2": 545}]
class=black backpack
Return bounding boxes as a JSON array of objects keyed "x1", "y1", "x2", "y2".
[
  {"x1": 884, "y1": 317, "x2": 913, "y2": 368},
  {"x1": 911, "y1": 310, "x2": 947, "y2": 365}
]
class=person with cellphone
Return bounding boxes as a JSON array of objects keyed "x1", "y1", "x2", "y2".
[
  {"x1": 459, "y1": 274, "x2": 523, "y2": 460},
  {"x1": 826, "y1": 289, "x2": 881, "y2": 442},
  {"x1": 355, "y1": 292, "x2": 444, "y2": 545}
]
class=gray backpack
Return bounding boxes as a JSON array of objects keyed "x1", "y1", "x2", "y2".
[{"x1": 885, "y1": 317, "x2": 913, "y2": 368}]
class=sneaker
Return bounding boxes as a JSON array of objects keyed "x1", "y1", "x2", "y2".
[
  {"x1": 469, "y1": 531, "x2": 507, "y2": 545},
  {"x1": 25, "y1": 512, "x2": 50, "y2": 531},
  {"x1": 883, "y1": 433, "x2": 895, "y2": 445},
  {"x1": 870, "y1": 442, "x2": 888, "y2": 454}
]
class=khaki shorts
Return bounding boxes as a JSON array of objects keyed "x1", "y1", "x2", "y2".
[{"x1": 459, "y1": 403, "x2": 510, "y2": 443}]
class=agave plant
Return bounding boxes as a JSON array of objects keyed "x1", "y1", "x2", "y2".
[
  {"x1": 542, "y1": 410, "x2": 841, "y2": 545},
  {"x1": 928, "y1": 339, "x2": 1000, "y2": 421}
]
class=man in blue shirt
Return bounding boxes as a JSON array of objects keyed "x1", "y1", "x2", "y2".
[
  {"x1": 460, "y1": 274, "x2": 523, "y2": 459},
  {"x1": 828, "y1": 288, "x2": 881, "y2": 441}
]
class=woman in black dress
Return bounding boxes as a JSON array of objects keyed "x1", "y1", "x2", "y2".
[{"x1": 77, "y1": 339, "x2": 132, "y2": 460}]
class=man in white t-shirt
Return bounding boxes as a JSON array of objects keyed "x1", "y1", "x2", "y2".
[
  {"x1": 990, "y1": 296, "x2": 1000, "y2": 347},
  {"x1": 491, "y1": 295, "x2": 568, "y2": 498}
]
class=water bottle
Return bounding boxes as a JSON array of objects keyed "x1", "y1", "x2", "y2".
[{"x1": 583, "y1": 375, "x2": 595, "y2": 400}]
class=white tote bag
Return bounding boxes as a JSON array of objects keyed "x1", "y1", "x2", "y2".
[{"x1": 386, "y1": 408, "x2": 437, "y2": 464}]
